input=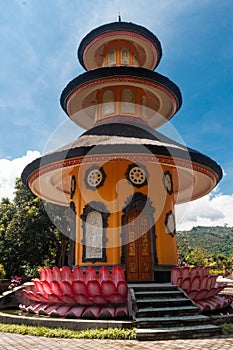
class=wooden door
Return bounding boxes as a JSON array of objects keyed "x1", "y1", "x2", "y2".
[{"x1": 126, "y1": 210, "x2": 153, "y2": 281}]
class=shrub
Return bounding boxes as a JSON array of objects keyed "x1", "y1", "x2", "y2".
[
  {"x1": 0, "y1": 324, "x2": 136, "y2": 339},
  {"x1": 0, "y1": 264, "x2": 6, "y2": 279},
  {"x1": 221, "y1": 323, "x2": 233, "y2": 335},
  {"x1": 209, "y1": 269, "x2": 223, "y2": 275}
]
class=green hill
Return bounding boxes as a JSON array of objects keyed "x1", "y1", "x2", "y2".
[{"x1": 177, "y1": 226, "x2": 233, "y2": 258}]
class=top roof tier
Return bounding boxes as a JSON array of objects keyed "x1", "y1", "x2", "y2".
[{"x1": 78, "y1": 21, "x2": 162, "y2": 71}]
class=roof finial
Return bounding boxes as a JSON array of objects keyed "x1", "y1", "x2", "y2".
[{"x1": 118, "y1": 12, "x2": 121, "y2": 22}]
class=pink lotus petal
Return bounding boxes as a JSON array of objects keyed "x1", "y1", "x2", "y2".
[
  {"x1": 108, "y1": 293, "x2": 126, "y2": 304},
  {"x1": 44, "y1": 267, "x2": 53, "y2": 283},
  {"x1": 54, "y1": 305, "x2": 72, "y2": 317},
  {"x1": 190, "y1": 266, "x2": 199, "y2": 279},
  {"x1": 41, "y1": 280, "x2": 51, "y2": 295},
  {"x1": 85, "y1": 266, "x2": 97, "y2": 281},
  {"x1": 98, "y1": 267, "x2": 111, "y2": 283},
  {"x1": 215, "y1": 285, "x2": 226, "y2": 294},
  {"x1": 73, "y1": 280, "x2": 88, "y2": 295},
  {"x1": 199, "y1": 275, "x2": 209, "y2": 290},
  {"x1": 73, "y1": 266, "x2": 85, "y2": 281},
  {"x1": 211, "y1": 296, "x2": 226, "y2": 309},
  {"x1": 207, "y1": 275, "x2": 218, "y2": 289},
  {"x1": 60, "y1": 294, "x2": 76, "y2": 304},
  {"x1": 170, "y1": 267, "x2": 181, "y2": 285},
  {"x1": 195, "y1": 300, "x2": 210, "y2": 312},
  {"x1": 47, "y1": 293, "x2": 62, "y2": 303},
  {"x1": 74, "y1": 294, "x2": 93, "y2": 305},
  {"x1": 38, "y1": 267, "x2": 46, "y2": 281},
  {"x1": 32, "y1": 279, "x2": 45, "y2": 295},
  {"x1": 87, "y1": 280, "x2": 101, "y2": 297},
  {"x1": 188, "y1": 290, "x2": 200, "y2": 300},
  {"x1": 190, "y1": 276, "x2": 200, "y2": 290},
  {"x1": 204, "y1": 297, "x2": 220, "y2": 311},
  {"x1": 23, "y1": 290, "x2": 41, "y2": 302},
  {"x1": 117, "y1": 281, "x2": 128, "y2": 297},
  {"x1": 61, "y1": 266, "x2": 73, "y2": 283},
  {"x1": 66, "y1": 306, "x2": 86, "y2": 318},
  {"x1": 101, "y1": 280, "x2": 117, "y2": 296},
  {"x1": 181, "y1": 266, "x2": 190, "y2": 279},
  {"x1": 50, "y1": 280, "x2": 63, "y2": 297},
  {"x1": 82, "y1": 306, "x2": 101, "y2": 318},
  {"x1": 26, "y1": 302, "x2": 43, "y2": 313},
  {"x1": 203, "y1": 266, "x2": 211, "y2": 276},
  {"x1": 180, "y1": 277, "x2": 191, "y2": 293},
  {"x1": 191, "y1": 289, "x2": 209, "y2": 301},
  {"x1": 92, "y1": 295, "x2": 108, "y2": 304},
  {"x1": 35, "y1": 292, "x2": 49, "y2": 302},
  {"x1": 114, "y1": 305, "x2": 128, "y2": 317},
  {"x1": 176, "y1": 277, "x2": 182, "y2": 287},
  {"x1": 99, "y1": 306, "x2": 115, "y2": 318},
  {"x1": 112, "y1": 266, "x2": 125, "y2": 286},
  {"x1": 38, "y1": 303, "x2": 56, "y2": 315},
  {"x1": 196, "y1": 265, "x2": 205, "y2": 278},
  {"x1": 60, "y1": 281, "x2": 74, "y2": 296},
  {"x1": 204, "y1": 287, "x2": 219, "y2": 299},
  {"x1": 26, "y1": 304, "x2": 40, "y2": 314},
  {"x1": 42, "y1": 303, "x2": 61, "y2": 315},
  {"x1": 52, "y1": 267, "x2": 61, "y2": 282}
]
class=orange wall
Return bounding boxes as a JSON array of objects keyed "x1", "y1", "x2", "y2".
[{"x1": 71, "y1": 159, "x2": 178, "y2": 267}]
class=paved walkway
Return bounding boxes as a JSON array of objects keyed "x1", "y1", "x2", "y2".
[{"x1": 0, "y1": 333, "x2": 233, "y2": 350}]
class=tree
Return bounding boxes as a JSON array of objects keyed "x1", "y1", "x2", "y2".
[
  {"x1": 184, "y1": 247, "x2": 211, "y2": 266},
  {"x1": 215, "y1": 253, "x2": 231, "y2": 275},
  {"x1": 0, "y1": 198, "x2": 16, "y2": 237},
  {"x1": 0, "y1": 178, "x2": 71, "y2": 278}
]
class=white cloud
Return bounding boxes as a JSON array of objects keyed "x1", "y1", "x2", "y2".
[
  {"x1": 0, "y1": 150, "x2": 40, "y2": 201},
  {"x1": 176, "y1": 193, "x2": 233, "y2": 231}
]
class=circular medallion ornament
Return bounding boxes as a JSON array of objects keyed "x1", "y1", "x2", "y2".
[
  {"x1": 126, "y1": 164, "x2": 148, "y2": 188},
  {"x1": 85, "y1": 166, "x2": 106, "y2": 190},
  {"x1": 163, "y1": 171, "x2": 173, "y2": 195},
  {"x1": 165, "y1": 210, "x2": 176, "y2": 237}
]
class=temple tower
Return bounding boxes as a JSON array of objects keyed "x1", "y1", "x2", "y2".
[{"x1": 22, "y1": 21, "x2": 222, "y2": 282}]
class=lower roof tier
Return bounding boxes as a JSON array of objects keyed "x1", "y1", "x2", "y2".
[
  {"x1": 22, "y1": 121, "x2": 222, "y2": 206},
  {"x1": 60, "y1": 66, "x2": 182, "y2": 129}
]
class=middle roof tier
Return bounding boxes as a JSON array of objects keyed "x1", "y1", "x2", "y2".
[{"x1": 60, "y1": 66, "x2": 182, "y2": 130}]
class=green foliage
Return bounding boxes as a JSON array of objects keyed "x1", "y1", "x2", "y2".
[
  {"x1": 0, "y1": 323, "x2": 136, "y2": 339},
  {"x1": 184, "y1": 247, "x2": 210, "y2": 266},
  {"x1": 0, "y1": 178, "x2": 71, "y2": 278},
  {"x1": 221, "y1": 323, "x2": 233, "y2": 335},
  {"x1": 177, "y1": 226, "x2": 233, "y2": 269},
  {"x1": 209, "y1": 269, "x2": 224, "y2": 275},
  {"x1": 0, "y1": 198, "x2": 15, "y2": 236},
  {"x1": 177, "y1": 226, "x2": 233, "y2": 258},
  {"x1": 0, "y1": 264, "x2": 6, "y2": 279}
]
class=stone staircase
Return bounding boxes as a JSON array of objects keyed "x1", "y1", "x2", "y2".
[{"x1": 129, "y1": 283, "x2": 221, "y2": 341}]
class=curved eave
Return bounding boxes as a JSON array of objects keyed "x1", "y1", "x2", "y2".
[
  {"x1": 60, "y1": 66, "x2": 182, "y2": 129},
  {"x1": 22, "y1": 135, "x2": 222, "y2": 206},
  {"x1": 78, "y1": 21, "x2": 162, "y2": 70}
]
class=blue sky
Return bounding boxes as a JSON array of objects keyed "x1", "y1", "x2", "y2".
[{"x1": 0, "y1": 0, "x2": 233, "y2": 229}]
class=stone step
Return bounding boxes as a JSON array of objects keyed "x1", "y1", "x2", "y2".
[
  {"x1": 129, "y1": 283, "x2": 178, "y2": 292},
  {"x1": 136, "y1": 324, "x2": 221, "y2": 341},
  {"x1": 136, "y1": 305, "x2": 199, "y2": 318},
  {"x1": 135, "y1": 314, "x2": 211, "y2": 328},
  {"x1": 136, "y1": 297, "x2": 192, "y2": 308},
  {"x1": 134, "y1": 290, "x2": 183, "y2": 299}
]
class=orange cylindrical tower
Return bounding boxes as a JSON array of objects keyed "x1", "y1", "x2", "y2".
[{"x1": 22, "y1": 21, "x2": 222, "y2": 282}]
